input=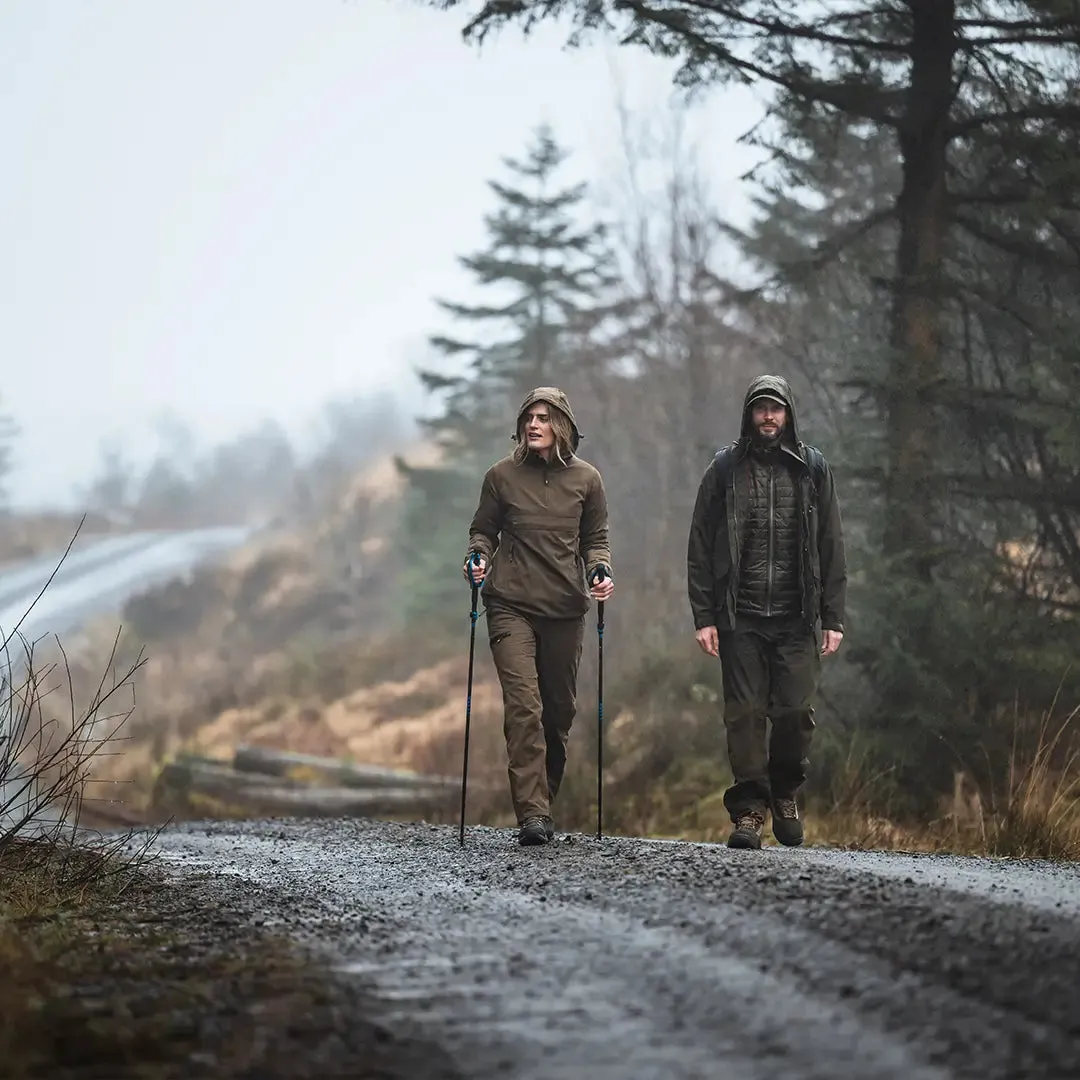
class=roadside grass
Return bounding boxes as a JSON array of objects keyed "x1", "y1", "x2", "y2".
[
  {"x1": 546, "y1": 683, "x2": 1080, "y2": 860},
  {"x1": 794, "y1": 701, "x2": 1080, "y2": 859},
  {"x1": 0, "y1": 539, "x2": 446, "y2": 1079},
  {"x1": 0, "y1": 846, "x2": 375, "y2": 1080},
  {"x1": 0, "y1": 531, "x2": 177, "y2": 1074},
  {"x1": 0, "y1": 838, "x2": 149, "y2": 1078}
]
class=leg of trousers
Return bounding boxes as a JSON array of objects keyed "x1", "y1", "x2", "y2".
[
  {"x1": 537, "y1": 615, "x2": 584, "y2": 804},
  {"x1": 767, "y1": 626, "x2": 819, "y2": 800},
  {"x1": 486, "y1": 605, "x2": 584, "y2": 823},
  {"x1": 719, "y1": 615, "x2": 820, "y2": 821}
]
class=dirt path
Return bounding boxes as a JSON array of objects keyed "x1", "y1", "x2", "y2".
[{"x1": 146, "y1": 818, "x2": 1080, "y2": 1079}]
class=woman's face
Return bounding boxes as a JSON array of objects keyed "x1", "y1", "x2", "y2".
[{"x1": 523, "y1": 405, "x2": 555, "y2": 454}]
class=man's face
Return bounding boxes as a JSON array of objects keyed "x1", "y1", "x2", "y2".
[
  {"x1": 524, "y1": 405, "x2": 555, "y2": 453},
  {"x1": 751, "y1": 398, "x2": 787, "y2": 441}
]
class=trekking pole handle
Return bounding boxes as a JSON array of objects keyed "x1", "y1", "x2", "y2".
[
  {"x1": 590, "y1": 566, "x2": 609, "y2": 625},
  {"x1": 466, "y1": 553, "x2": 482, "y2": 588}
]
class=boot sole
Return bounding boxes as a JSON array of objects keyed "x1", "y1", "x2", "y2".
[
  {"x1": 773, "y1": 830, "x2": 804, "y2": 847},
  {"x1": 518, "y1": 831, "x2": 549, "y2": 846},
  {"x1": 727, "y1": 832, "x2": 762, "y2": 850}
]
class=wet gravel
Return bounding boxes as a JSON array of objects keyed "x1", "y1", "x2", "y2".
[{"x1": 153, "y1": 818, "x2": 1080, "y2": 1080}]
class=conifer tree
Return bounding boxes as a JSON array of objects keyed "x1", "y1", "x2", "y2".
[
  {"x1": 396, "y1": 126, "x2": 613, "y2": 625},
  {"x1": 431, "y1": 0, "x2": 1080, "y2": 578},
  {"x1": 717, "y1": 72, "x2": 1080, "y2": 805}
]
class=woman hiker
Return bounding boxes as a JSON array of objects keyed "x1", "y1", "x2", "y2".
[{"x1": 463, "y1": 387, "x2": 614, "y2": 846}]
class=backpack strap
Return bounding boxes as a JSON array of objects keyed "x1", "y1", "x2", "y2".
[
  {"x1": 711, "y1": 443, "x2": 736, "y2": 481},
  {"x1": 800, "y1": 445, "x2": 826, "y2": 500},
  {"x1": 714, "y1": 441, "x2": 826, "y2": 497}
]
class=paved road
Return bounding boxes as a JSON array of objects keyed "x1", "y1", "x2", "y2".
[
  {"x1": 1, "y1": 526, "x2": 251, "y2": 835},
  {"x1": 154, "y1": 818, "x2": 1080, "y2": 1080},
  {"x1": 0, "y1": 525, "x2": 251, "y2": 646}
]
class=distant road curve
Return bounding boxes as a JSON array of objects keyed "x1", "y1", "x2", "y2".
[{"x1": 0, "y1": 525, "x2": 253, "y2": 646}]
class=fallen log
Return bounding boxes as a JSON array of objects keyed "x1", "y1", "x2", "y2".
[
  {"x1": 153, "y1": 759, "x2": 457, "y2": 820},
  {"x1": 167, "y1": 756, "x2": 310, "y2": 792},
  {"x1": 231, "y1": 744, "x2": 459, "y2": 791}
]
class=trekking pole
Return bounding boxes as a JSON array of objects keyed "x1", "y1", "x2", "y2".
[
  {"x1": 595, "y1": 567, "x2": 606, "y2": 840},
  {"x1": 459, "y1": 554, "x2": 481, "y2": 846}
]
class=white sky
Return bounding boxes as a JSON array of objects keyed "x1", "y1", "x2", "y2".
[{"x1": 1, "y1": 0, "x2": 766, "y2": 510}]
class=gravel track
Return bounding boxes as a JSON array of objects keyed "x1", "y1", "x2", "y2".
[{"x1": 154, "y1": 819, "x2": 1080, "y2": 1080}]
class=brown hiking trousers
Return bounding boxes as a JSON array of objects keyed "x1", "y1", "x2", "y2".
[
  {"x1": 486, "y1": 604, "x2": 585, "y2": 823},
  {"x1": 718, "y1": 613, "x2": 820, "y2": 821}
]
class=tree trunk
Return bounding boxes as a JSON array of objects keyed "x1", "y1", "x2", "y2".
[{"x1": 884, "y1": 0, "x2": 957, "y2": 572}]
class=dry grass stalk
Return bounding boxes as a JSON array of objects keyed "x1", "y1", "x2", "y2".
[{"x1": 1, "y1": 527, "x2": 163, "y2": 909}]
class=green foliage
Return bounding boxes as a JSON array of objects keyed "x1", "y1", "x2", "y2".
[
  {"x1": 416, "y1": 3, "x2": 1080, "y2": 826},
  {"x1": 699, "y1": 25, "x2": 1080, "y2": 810},
  {"x1": 846, "y1": 550, "x2": 1080, "y2": 812},
  {"x1": 394, "y1": 458, "x2": 487, "y2": 629}
]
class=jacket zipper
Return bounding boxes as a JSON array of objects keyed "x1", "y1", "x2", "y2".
[
  {"x1": 765, "y1": 462, "x2": 775, "y2": 616},
  {"x1": 726, "y1": 467, "x2": 739, "y2": 628},
  {"x1": 729, "y1": 472, "x2": 739, "y2": 556}
]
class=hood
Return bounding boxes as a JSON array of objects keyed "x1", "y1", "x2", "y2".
[
  {"x1": 740, "y1": 374, "x2": 801, "y2": 448},
  {"x1": 514, "y1": 386, "x2": 582, "y2": 452}
]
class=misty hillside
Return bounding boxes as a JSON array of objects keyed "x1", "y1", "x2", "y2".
[
  {"x1": 6, "y1": 3, "x2": 1080, "y2": 856},
  {"x1": 63, "y1": 440, "x2": 514, "y2": 823}
]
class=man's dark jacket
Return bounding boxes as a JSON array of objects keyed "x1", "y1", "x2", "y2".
[{"x1": 686, "y1": 375, "x2": 847, "y2": 636}]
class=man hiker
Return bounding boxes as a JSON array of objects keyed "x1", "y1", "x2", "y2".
[
  {"x1": 464, "y1": 387, "x2": 614, "y2": 846},
  {"x1": 686, "y1": 374, "x2": 847, "y2": 850}
]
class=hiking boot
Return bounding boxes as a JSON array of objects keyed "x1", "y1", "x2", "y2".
[
  {"x1": 727, "y1": 810, "x2": 765, "y2": 850},
  {"x1": 518, "y1": 817, "x2": 550, "y2": 846},
  {"x1": 541, "y1": 815, "x2": 555, "y2": 841},
  {"x1": 771, "y1": 796, "x2": 804, "y2": 847}
]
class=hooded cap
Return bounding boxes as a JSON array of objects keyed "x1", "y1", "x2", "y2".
[
  {"x1": 514, "y1": 386, "x2": 582, "y2": 452},
  {"x1": 740, "y1": 374, "x2": 801, "y2": 447}
]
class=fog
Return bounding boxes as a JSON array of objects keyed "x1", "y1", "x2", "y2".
[{"x1": 1, "y1": 0, "x2": 763, "y2": 512}]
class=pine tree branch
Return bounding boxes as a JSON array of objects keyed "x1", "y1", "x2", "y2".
[
  {"x1": 442, "y1": 1, "x2": 904, "y2": 124},
  {"x1": 723, "y1": 204, "x2": 894, "y2": 304},
  {"x1": 955, "y1": 13, "x2": 1080, "y2": 39},
  {"x1": 952, "y1": 213, "x2": 1079, "y2": 273},
  {"x1": 613, "y1": 0, "x2": 904, "y2": 123},
  {"x1": 669, "y1": 0, "x2": 909, "y2": 54},
  {"x1": 941, "y1": 473, "x2": 1080, "y2": 509},
  {"x1": 949, "y1": 189, "x2": 1080, "y2": 211},
  {"x1": 958, "y1": 31, "x2": 1080, "y2": 46},
  {"x1": 948, "y1": 101, "x2": 1080, "y2": 138}
]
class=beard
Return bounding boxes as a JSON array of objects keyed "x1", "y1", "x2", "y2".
[{"x1": 752, "y1": 420, "x2": 785, "y2": 447}]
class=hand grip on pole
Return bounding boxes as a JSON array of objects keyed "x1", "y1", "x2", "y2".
[
  {"x1": 591, "y1": 566, "x2": 608, "y2": 623},
  {"x1": 467, "y1": 553, "x2": 482, "y2": 591}
]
